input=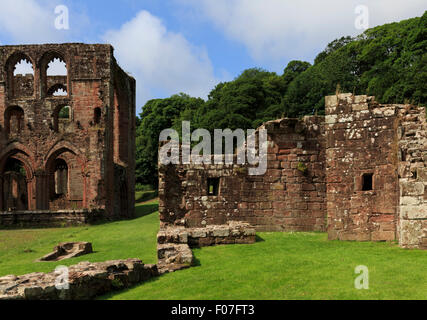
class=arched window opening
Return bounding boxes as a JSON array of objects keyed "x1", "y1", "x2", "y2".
[
  {"x1": 41, "y1": 52, "x2": 68, "y2": 98},
  {"x1": 2, "y1": 158, "x2": 28, "y2": 211},
  {"x1": 47, "y1": 84, "x2": 67, "y2": 97},
  {"x1": 9, "y1": 55, "x2": 34, "y2": 98},
  {"x1": 47, "y1": 57, "x2": 67, "y2": 76},
  {"x1": 94, "y1": 107, "x2": 102, "y2": 125},
  {"x1": 5, "y1": 106, "x2": 25, "y2": 136},
  {"x1": 53, "y1": 159, "x2": 68, "y2": 197},
  {"x1": 54, "y1": 105, "x2": 72, "y2": 133},
  {"x1": 14, "y1": 59, "x2": 34, "y2": 76},
  {"x1": 58, "y1": 106, "x2": 71, "y2": 120}
]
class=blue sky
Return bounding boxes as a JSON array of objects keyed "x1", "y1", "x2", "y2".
[{"x1": 0, "y1": 0, "x2": 425, "y2": 113}]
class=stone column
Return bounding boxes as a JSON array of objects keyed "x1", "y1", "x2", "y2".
[{"x1": 35, "y1": 171, "x2": 49, "y2": 210}]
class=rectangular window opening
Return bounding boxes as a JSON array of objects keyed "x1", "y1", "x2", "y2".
[
  {"x1": 362, "y1": 173, "x2": 373, "y2": 191},
  {"x1": 207, "y1": 178, "x2": 220, "y2": 196}
]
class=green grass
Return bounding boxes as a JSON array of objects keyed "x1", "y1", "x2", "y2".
[
  {"x1": 0, "y1": 200, "x2": 159, "y2": 276},
  {"x1": 135, "y1": 190, "x2": 158, "y2": 203},
  {"x1": 1, "y1": 201, "x2": 426, "y2": 300}
]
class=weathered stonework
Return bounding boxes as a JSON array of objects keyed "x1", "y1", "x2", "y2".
[
  {"x1": 0, "y1": 209, "x2": 102, "y2": 227},
  {"x1": 159, "y1": 117, "x2": 326, "y2": 232},
  {"x1": 160, "y1": 94, "x2": 427, "y2": 250},
  {"x1": 325, "y1": 94, "x2": 400, "y2": 242},
  {"x1": 0, "y1": 44, "x2": 136, "y2": 225},
  {"x1": 156, "y1": 221, "x2": 256, "y2": 273},
  {"x1": 0, "y1": 259, "x2": 158, "y2": 300},
  {"x1": 158, "y1": 221, "x2": 256, "y2": 248},
  {"x1": 38, "y1": 242, "x2": 93, "y2": 262},
  {"x1": 397, "y1": 104, "x2": 427, "y2": 249}
]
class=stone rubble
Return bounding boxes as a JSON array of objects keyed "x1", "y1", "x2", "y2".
[
  {"x1": 0, "y1": 259, "x2": 158, "y2": 300},
  {"x1": 38, "y1": 242, "x2": 93, "y2": 262},
  {"x1": 0, "y1": 221, "x2": 257, "y2": 299}
]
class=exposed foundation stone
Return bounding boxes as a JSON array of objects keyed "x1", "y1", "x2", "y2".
[
  {"x1": 0, "y1": 259, "x2": 158, "y2": 300},
  {"x1": 38, "y1": 242, "x2": 93, "y2": 262}
]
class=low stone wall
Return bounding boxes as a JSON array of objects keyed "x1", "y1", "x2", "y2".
[
  {"x1": 157, "y1": 222, "x2": 256, "y2": 273},
  {"x1": 0, "y1": 210, "x2": 103, "y2": 228},
  {"x1": 157, "y1": 243, "x2": 194, "y2": 274},
  {"x1": 0, "y1": 259, "x2": 158, "y2": 300},
  {"x1": 0, "y1": 222, "x2": 257, "y2": 300},
  {"x1": 157, "y1": 221, "x2": 257, "y2": 248}
]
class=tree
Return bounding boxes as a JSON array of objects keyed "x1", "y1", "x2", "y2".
[{"x1": 135, "y1": 93, "x2": 204, "y2": 187}]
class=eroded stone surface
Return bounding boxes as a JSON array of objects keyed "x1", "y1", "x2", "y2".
[
  {"x1": 38, "y1": 242, "x2": 93, "y2": 262},
  {"x1": 0, "y1": 43, "x2": 136, "y2": 226},
  {"x1": 159, "y1": 93, "x2": 427, "y2": 250},
  {"x1": 157, "y1": 222, "x2": 256, "y2": 248},
  {"x1": 156, "y1": 222, "x2": 256, "y2": 273},
  {"x1": 0, "y1": 259, "x2": 158, "y2": 300}
]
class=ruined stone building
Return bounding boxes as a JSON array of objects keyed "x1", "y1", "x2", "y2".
[
  {"x1": 0, "y1": 44, "x2": 135, "y2": 226},
  {"x1": 159, "y1": 94, "x2": 427, "y2": 250}
]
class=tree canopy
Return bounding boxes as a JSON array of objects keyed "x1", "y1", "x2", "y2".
[{"x1": 136, "y1": 12, "x2": 427, "y2": 187}]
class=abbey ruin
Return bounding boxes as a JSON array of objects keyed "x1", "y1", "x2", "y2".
[
  {"x1": 0, "y1": 43, "x2": 425, "y2": 250},
  {"x1": 159, "y1": 94, "x2": 427, "y2": 250},
  {"x1": 0, "y1": 44, "x2": 136, "y2": 226}
]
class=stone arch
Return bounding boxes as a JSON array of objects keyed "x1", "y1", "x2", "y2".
[
  {"x1": 0, "y1": 143, "x2": 36, "y2": 168},
  {"x1": 52, "y1": 104, "x2": 72, "y2": 133},
  {"x1": 4, "y1": 106, "x2": 25, "y2": 136},
  {"x1": 0, "y1": 149, "x2": 35, "y2": 211},
  {"x1": 5, "y1": 52, "x2": 35, "y2": 98},
  {"x1": 44, "y1": 145, "x2": 85, "y2": 210},
  {"x1": 44, "y1": 141, "x2": 82, "y2": 163},
  {"x1": 38, "y1": 51, "x2": 69, "y2": 98},
  {"x1": 47, "y1": 83, "x2": 67, "y2": 97}
]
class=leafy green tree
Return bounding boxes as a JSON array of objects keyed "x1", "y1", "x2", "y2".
[
  {"x1": 135, "y1": 93, "x2": 204, "y2": 187},
  {"x1": 135, "y1": 12, "x2": 427, "y2": 187}
]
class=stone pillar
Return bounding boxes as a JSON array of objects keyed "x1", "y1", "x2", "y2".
[
  {"x1": 35, "y1": 171, "x2": 49, "y2": 210},
  {"x1": 26, "y1": 177, "x2": 35, "y2": 210}
]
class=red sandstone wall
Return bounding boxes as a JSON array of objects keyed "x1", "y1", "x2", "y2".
[
  {"x1": 159, "y1": 116, "x2": 326, "y2": 232},
  {"x1": 0, "y1": 44, "x2": 135, "y2": 220},
  {"x1": 325, "y1": 94, "x2": 399, "y2": 241},
  {"x1": 397, "y1": 105, "x2": 427, "y2": 249}
]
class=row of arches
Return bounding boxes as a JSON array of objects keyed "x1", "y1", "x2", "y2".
[
  {"x1": 2, "y1": 105, "x2": 102, "y2": 136},
  {"x1": 6, "y1": 51, "x2": 68, "y2": 99},
  {"x1": 0, "y1": 145, "x2": 85, "y2": 212}
]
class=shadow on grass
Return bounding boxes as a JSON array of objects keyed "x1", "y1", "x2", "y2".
[
  {"x1": 99, "y1": 274, "x2": 162, "y2": 300},
  {"x1": 192, "y1": 256, "x2": 202, "y2": 267},
  {"x1": 256, "y1": 235, "x2": 265, "y2": 243},
  {"x1": 135, "y1": 190, "x2": 158, "y2": 203},
  {"x1": 86, "y1": 201, "x2": 159, "y2": 227},
  {"x1": 134, "y1": 203, "x2": 159, "y2": 219}
]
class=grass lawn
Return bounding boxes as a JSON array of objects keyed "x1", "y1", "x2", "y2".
[
  {"x1": 0, "y1": 201, "x2": 159, "y2": 276},
  {"x1": 1, "y1": 200, "x2": 426, "y2": 300}
]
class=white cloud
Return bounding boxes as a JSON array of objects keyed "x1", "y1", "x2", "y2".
[
  {"x1": 0, "y1": 0, "x2": 89, "y2": 44},
  {"x1": 179, "y1": 0, "x2": 426, "y2": 66},
  {"x1": 0, "y1": 0, "x2": 63, "y2": 43},
  {"x1": 104, "y1": 10, "x2": 220, "y2": 111}
]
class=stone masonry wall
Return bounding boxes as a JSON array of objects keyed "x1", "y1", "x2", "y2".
[
  {"x1": 398, "y1": 105, "x2": 427, "y2": 249},
  {"x1": 161, "y1": 93, "x2": 426, "y2": 250},
  {"x1": 0, "y1": 43, "x2": 135, "y2": 224},
  {"x1": 326, "y1": 94, "x2": 400, "y2": 241},
  {"x1": 159, "y1": 116, "x2": 326, "y2": 232}
]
